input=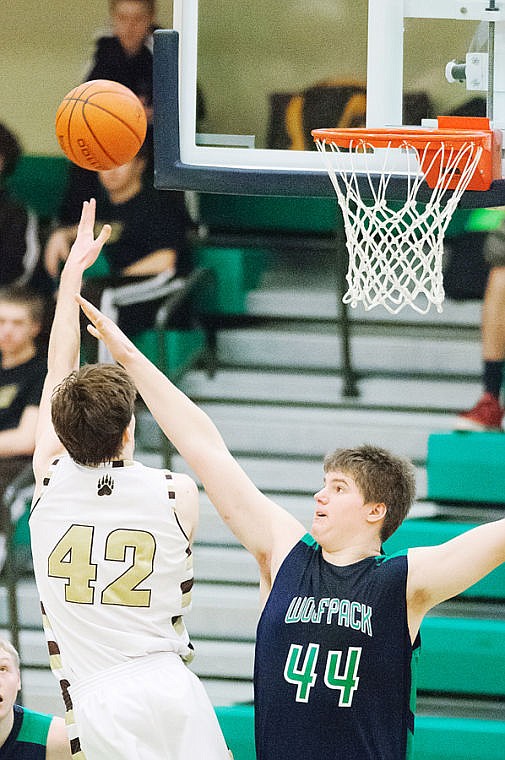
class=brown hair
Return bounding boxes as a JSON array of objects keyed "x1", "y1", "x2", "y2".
[
  {"x1": 51, "y1": 364, "x2": 137, "y2": 466},
  {"x1": 0, "y1": 286, "x2": 46, "y2": 327},
  {"x1": 323, "y1": 444, "x2": 416, "y2": 542}
]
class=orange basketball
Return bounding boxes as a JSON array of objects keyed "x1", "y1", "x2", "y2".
[{"x1": 55, "y1": 80, "x2": 148, "y2": 171}]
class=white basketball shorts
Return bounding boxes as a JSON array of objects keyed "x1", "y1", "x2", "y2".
[{"x1": 69, "y1": 651, "x2": 232, "y2": 759}]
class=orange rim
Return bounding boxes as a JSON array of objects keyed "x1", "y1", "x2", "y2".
[{"x1": 311, "y1": 127, "x2": 491, "y2": 151}]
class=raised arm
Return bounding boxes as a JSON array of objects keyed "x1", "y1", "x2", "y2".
[
  {"x1": 77, "y1": 296, "x2": 305, "y2": 592},
  {"x1": 407, "y1": 517, "x2": 505, "y2": 636},
  {"x1": 32, "y1": 200, "x2": 111, "y2": 496}
]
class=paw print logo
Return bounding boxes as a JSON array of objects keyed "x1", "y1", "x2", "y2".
[{"x1": 97, "y1": 474, "x2": 114, "y2": 496}]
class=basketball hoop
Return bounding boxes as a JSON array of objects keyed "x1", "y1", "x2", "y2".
[{"x1": 312, "y1": 117, "x2": 502, "y2": 314}]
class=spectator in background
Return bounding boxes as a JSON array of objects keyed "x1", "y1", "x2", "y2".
[
  {"x1": 441, "y1": 97, "x2": 505, "y2": 431},
  {"x1": 60, "y1": 0, "x2": 205, "y2": 212},
  {"x1": 58, "y1": 0, "x2": 160, "y2": 211},
  {"x1": 85, "y1": 0, "x2": 205, "y2": 135},
  {"x1": 0, "y1": 286, "x2": 46, "y2": 572},
  {"x1": 44, "y1": 142, "x2": 193, "y2": 362},
  {"x1": 455, "y1": 230, "x2": 505, "y2": 430},
  {"x1": 87, "y1": 0, "x2": 158, "y2": 120},
  {"x1": 0, "y1": 123, "x2": 42, "y2": 292},
  {"x1": 0, "y1": 637, "x2": 72, "y2": 759}
]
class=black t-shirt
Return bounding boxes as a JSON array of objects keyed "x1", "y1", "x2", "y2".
[
  {"x1": 86, "y1": 35, "x2": 154, "y2": 106},
  {"x1": 60, "y1": 182, "x2": 193, "y2": 278},
  {"x1": 84, "y1": 33, "x2": 206, "y2": 124},
  {"x1": 0, "y1": 190, "x2": 31, "y2": 287},
  {"x1": 0, "y1": 354, "x2": 46, "y2": 431}
]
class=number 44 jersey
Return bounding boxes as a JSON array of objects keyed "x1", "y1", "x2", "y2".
[
  {"x1": 254, "y1": 534, "x2": 421, "y2": 760},
  {"x1": 29, "y1": 456, "x2": 195, "y2": 684}
]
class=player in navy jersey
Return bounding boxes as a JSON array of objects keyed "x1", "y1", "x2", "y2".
[
  {"x1": 0, "y1": 638, "x2": 71, "y2": 760},
  {"x1": 78, "y1": 274, "x2": 505, "y2": 759}
]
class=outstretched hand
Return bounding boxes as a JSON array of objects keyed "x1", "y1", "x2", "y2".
[
  {"x1": 66, "y1": 198, "x2": 111, "y2": 273},
  {"x1": 76, "y1": 294, "x2": 135, "y2": 366}
]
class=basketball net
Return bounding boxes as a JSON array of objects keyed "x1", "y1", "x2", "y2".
[{"x1": 314, "y1": 137, "x2": 484, "y2": 314}]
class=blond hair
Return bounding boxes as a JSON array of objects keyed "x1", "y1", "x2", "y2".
[{"x1": 0, "y1": 638, "x2": 20, "y2": 669}]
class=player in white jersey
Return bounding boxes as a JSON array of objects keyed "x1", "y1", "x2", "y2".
[{"x1": 30, "y1": 199, "x2": 231, "y2": 760}]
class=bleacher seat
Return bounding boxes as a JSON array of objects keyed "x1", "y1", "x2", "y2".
[
  {"x1": 427, "y1": 432, "x2": 505, "y2": 504},
  {"x1": 215, "y1": 704, "x2": 505, "y2": 760}
]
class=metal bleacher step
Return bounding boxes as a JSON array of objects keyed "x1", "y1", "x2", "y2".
[
  {"x1": 181, "y1": 368, "x2": 481, "y2": 413},
  {"x1": 176, "y1": 403, "x2": 456, "y2": 462},
  {"x1": 138, "y1": 400, "x2": 451, "y2": 468},
  {"x1": 246, "y1": 278, "x2": 482, "y2": 326},
  {"x1": 214, "y1": 326, "x2": 481, "y2": 376}
]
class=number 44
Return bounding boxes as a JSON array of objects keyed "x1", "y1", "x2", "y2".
[{"x1": 284, "y1": 643, "x2": 361, "y2": 706}]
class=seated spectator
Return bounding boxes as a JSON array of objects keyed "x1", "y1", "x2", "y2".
[
  {"x1": 0, "y1": 286, "x2": 47, "y2": 571},
  {"x1": 87, "y1": 0, "x2": 157, "y2": 117},
  {"x1": 0, "y1": 637, "x2": 72, "y2": 759},
  {"x1": 44, "y1": 143, "x2": 194, "y2": 361},
  {"x1": 0, "y1": 123, "x2": 43, "y2": 292}
]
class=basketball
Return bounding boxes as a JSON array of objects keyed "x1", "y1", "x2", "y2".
[{"x1": 55, "y1": 79, "x2": 148, "y2": 171}]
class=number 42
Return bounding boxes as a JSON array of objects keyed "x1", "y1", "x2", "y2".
[{"x1": 284, "y1": 643, "x2": 361, "y2": 706}]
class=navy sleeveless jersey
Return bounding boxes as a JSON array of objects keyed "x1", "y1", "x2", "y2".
[
  {"x1": 254, "y1": 534, "x2": 421, "y2": 760},
  {"x1": 0, "y1": 705, "x2": 52, "y2": 759}
]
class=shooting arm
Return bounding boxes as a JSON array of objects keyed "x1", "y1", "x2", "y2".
[
  {"x1": 78, "y1": 296, "x2": 305, "y2": 578},
  {"x1": 33, "y1": 201, "x2": 111, "y2": 494}
]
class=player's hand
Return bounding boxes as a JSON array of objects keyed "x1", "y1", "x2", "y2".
[
  {"x1": 66, "y1": 199, "x2": 111, "y2": 273},
  {"x1": 76, "y1": 294, "x2": 135, "y2": 365},
  {"x1": 44, "y1": 228, "x2": 72, "y2": 278}
]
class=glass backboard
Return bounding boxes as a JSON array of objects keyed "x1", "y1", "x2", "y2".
[{"x1": 154, "y1": 0, "x2": 505, "y2": 205}]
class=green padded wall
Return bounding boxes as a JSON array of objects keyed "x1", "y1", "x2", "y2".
[
  {"x1": 133, "y1": 328, "x2": 206, "y2": 381},
  {"x1": 7, "y1": 155, "x2": 69, "y2": 218},
  {"x1": 194, "y1": 246, "x2": 268, "y2": 314},
  {"x1": 427, "y1": 432, "x2": 505, "y2": 504},
  {"x1": 199, "y1": 194, "x2": 342, "y2": 233}
]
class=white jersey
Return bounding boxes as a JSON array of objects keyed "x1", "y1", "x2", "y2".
[{"x1": 30, "y1": 456, "x2": 194, "y2": 686}]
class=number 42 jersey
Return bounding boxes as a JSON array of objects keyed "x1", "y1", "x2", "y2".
[
  {"x1": 29, "y1": 456, "x2": 194, "y2": 686},
  {"x1": 254, "y1": 534, "x2": 421, "y2": 760}
]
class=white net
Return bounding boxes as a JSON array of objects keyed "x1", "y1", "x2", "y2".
[{"x1": 315, "y1": 138, "x2": 483, "y2": 314}]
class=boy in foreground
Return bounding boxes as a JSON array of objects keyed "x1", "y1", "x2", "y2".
[{"x1": 30, "y1": 200, "x2": 230, "y2": 760}]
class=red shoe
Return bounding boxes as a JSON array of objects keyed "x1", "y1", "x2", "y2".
[{"x1": 456, "y1": 392, "x2": 504, "y2": 431}]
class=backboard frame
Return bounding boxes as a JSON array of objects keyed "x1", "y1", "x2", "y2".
[{"x1": 153, "y1": 0, "x2": 505, "y2": 205}]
